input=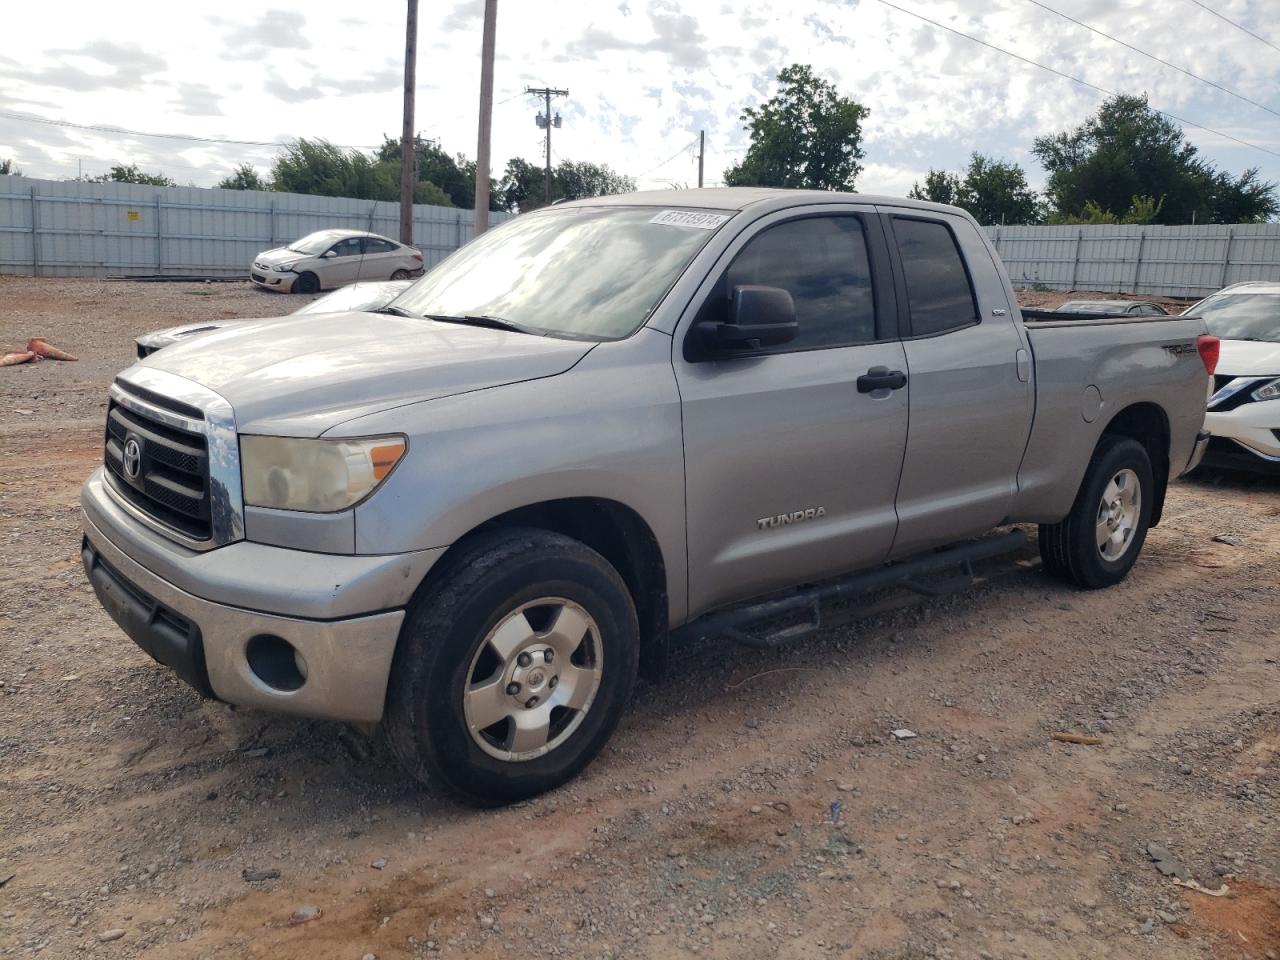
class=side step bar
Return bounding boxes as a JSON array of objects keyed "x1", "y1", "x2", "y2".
[{"x1": 673, "y1": 529, "x2": 1028, "y2": 650}]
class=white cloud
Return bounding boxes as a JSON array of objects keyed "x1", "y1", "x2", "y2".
[{"x1": 0, "y1": 0, "x2": 1276, "y2": 196}]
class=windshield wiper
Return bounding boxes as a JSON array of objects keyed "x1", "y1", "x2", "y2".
[
  {"x1": 423, "y1": 313, "x2": 539, "y2": 335},
  {"x1": 373, "y1": 304, "x2": 421, "y2": 318}
]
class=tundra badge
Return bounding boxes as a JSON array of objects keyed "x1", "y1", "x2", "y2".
[{"x1": 757, "y1": 507, "x2": 826, "y2": 530}]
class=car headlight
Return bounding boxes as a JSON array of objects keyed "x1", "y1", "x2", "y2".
[
  {"x1": 272, "y1": 263, "x2": 296, "y2": 272},
  {"x1": 240, "y1": 436, "x2": 406, "y2": 512},
  {"x1": 1252, "y1": 377, "x2": 1280, "y2": 401}
]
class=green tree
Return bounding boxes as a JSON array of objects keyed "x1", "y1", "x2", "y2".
[
  {"x1": 217, "y1": 163, "x2": 267, "y2": 191},
  {"x1": 723, "y1": 64, "x2": 869, "y2": 191},
  {"x1": 376, "y1": 137, "x2": 481, "y2": 209},
  {"x1": 1032, "y1": 93, "x2": 1277, "y2": 224},
  {"x1": 266, "y1": 139, "x2": 451, "y2": 205},
  {"x1": 499, "y1": 157, "x2": 546, "y2": 212},
  {"x1": 496, "y1": 157, "x2": 635, "y2": 212},
  {"x1": 910, "y1": 155, "x2": 1041, "y2": 224},
  {"x1": 1052, "y1": 195, "x2": 1163, "y2": 225},
  {"x1": 555, "y1": 160, "x2": 635, "y2": 202},
  {"x1": 957, "y1": 154, "x2": 1041, "y2": 225},
  {"x1": 0, "y1": 158, "x2": 20, "y2": 176},
  {"x1": 93, "y1": 163, "x2": 176, "y2": 186},
  {"x1": 908, "y1": 169, "x2": 962, "y2": 206}
]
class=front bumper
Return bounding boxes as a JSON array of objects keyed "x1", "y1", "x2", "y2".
[
  {"x1": 81, "y1": 470, "x2": 445, "y2": 723},
  {"x1": 250, "y1": 266, "x2": 296, "y2": 292},
  {"x1": 1203, "y1": 404, "x2": 1280, "y2": 472}
]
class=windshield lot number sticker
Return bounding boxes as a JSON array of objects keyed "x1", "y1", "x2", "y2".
[{"x1": 650, "y1": 210, "x2": 730, "y2": 230}]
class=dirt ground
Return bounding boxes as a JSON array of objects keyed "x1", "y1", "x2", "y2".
[{"x1": 0, "y1": 277, "x2": 1277, "y2": 960}]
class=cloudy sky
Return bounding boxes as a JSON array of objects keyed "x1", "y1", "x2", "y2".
[{"x1": 1, "y1": 0, "x2": 1278, "y2": 198}]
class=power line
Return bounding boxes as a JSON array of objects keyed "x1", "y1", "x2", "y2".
[
  {"x1": 636, "y1": 138, "x2": 699, "y2": 179},
  {"x1": 875, "y1": 0, "x2": 1280, "y2": 161},
  {"x1": 1186, "y1": 0, "x2": 1280, "y2": 54},
  {"x1": 1024, "y1": 0, "x2": 1280, "y2": 121},
  {"x1": 0, "y1": 109, "x2": 380, "y2": 151}
]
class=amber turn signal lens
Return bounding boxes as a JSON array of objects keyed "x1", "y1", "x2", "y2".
[{"x1": 370, "y1": 441, "x2": 406, "y2": 480}]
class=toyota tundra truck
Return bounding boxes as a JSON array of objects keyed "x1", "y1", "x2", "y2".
[{"x1": 81, "y1": 189, "x2": 1215, "y2": 804}]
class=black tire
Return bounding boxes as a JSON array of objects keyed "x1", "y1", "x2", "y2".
[
  {"x1": 292, "y1": 271, "x2": 320, "y2": 294},
  {"x1": 383, "y1": 528, "x2": 640, "y2": 805},
  {"x1": 390, "y1": 269, "x2": 411, "y2": 280},
  {"x1": 1039, "y1": 435, "x2": 1154, "y2": 589}
]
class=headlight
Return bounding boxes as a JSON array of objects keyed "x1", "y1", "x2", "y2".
[
  {"x1": 272, "y1": 263, "x2": 296, "y2": 272},
  {"x1": 1252, "y1": 377, "x2": 1280, "y2": 401},
  {"x1": 240, "y1": 436, "x2": 406, "y2": 512}
]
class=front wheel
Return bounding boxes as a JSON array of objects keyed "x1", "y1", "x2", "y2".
[
  {"x1": 1039, "y1": 435, "x2": 1154, "y2": 589},
  {"x1": 292, "y1": 271, "x2": 320, "y2": 294},
  {"x1": 383, "y1": 529, "x2": 639, "y2": 805}
]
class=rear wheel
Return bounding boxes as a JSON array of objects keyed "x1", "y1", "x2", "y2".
[
  {"x1": 390, "y1": 269, "x2": 411, "y2": 280},
  {"x1": 383, "y1": 528, "x2": 639, "y2": 805},
  {"x1": 292, "y1": 271, "x2": 320, "y2": 294},
  {"x1": 1039, "y1": 435, "x2": 1154, "y2": 589}
]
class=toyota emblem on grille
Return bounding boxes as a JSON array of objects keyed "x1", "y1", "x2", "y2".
[{"x1": 122, "y1": 437, "x2": 142, "y2": 480}]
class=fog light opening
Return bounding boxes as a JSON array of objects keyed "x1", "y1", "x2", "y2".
[{"x1": 245, "y1": 634, "x2": 307, "y2": 692}]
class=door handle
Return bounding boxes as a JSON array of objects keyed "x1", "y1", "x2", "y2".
[{"x1": 857, "y1": 366, "x2": 908, "y2": 393}]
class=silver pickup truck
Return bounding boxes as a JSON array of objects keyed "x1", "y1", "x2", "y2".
[{"x1": 81, "y1": 189, "x2": 1214, "y2": 804}]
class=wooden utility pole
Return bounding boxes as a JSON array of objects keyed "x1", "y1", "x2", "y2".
[
  {"x1": 525, "y1": 86, "x2": 568, "y2": 205},
  {"x1": 697, "y1": 130, "x2": 705, "y2": 188},
  {"x1": 473, "y1": 0, "x2": 498, "y2": 235},
  {"x1": 399, "y1": 0, "x2": 419, "y2": 245}
]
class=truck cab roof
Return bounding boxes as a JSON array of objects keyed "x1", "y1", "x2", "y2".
[{"x1": 556, "y1": 186, "x2": 975, "y2": 220}]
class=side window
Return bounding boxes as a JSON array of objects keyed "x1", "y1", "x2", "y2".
[
  {"x1": 367, "y1": 238, "x2": 397, "y2": 254},
  {"x1": 698, "y1": 215, "x2": 879, "y2": 352},
  {"x1": 330, "y1": 237, "x2": 363, "y2": 257},
  {"x1": 892, "y1": 218, "x2": 979, "y2": 337}
]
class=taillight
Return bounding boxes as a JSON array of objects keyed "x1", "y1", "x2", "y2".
[
  {"x1": 412, "y1": 250, "x2": 423, "y2": 262},
  {"x1": 1197, "y1": 335, "x2": 1220, "y2": 375}
]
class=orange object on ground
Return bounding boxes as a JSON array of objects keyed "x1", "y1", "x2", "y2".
[
  {"x1": 27, "y1": 337, "x2": 77, "y2": 361},
  {"x1": 1, "y1": 351, "x2": 36, "y2": 366}
]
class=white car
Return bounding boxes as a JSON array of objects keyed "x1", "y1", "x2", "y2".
[
  {"x1": 135, "y1": 280, "x2": 415, "y2": 358},
  {"x1": 250, "y1": 229, "x2": 423, "y2": 293},
  {"x1": 1191, "y1": 281, "x2": 1280, "y2": 474}
]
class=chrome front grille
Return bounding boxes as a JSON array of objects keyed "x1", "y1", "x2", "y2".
[
  {"x1": 101, "y1": 371, "x2": 245, "y2": 550},
  {"x1": 104, "y1": 401, "x2": 212, "y2": 540}
]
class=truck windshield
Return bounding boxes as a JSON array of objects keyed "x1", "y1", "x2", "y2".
[
  {"x1": 1192, "y1": 293, "x2": 1280, "y2": 342},
  {"x1": 392, "y1": 206, "x2": 730, "y2": 340}
]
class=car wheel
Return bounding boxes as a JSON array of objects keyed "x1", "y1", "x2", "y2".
[
  {"x1": 383, "y1": 528, "x2": 640, "y2": 806},
  {"x1": 293, "y1": 271, "x2": 320, "y2": 294},
  {"x1": 390, "y1": 269, "x2": 411, "y2": 280},
  {"x1": 1039, "y1": 435, "x2": 1154, "y2": 589}
]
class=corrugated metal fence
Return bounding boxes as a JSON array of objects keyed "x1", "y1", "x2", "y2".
[
  {"x1": 0, "y1": 175, "x2": 510, "y2": 278},
  {"x1": 3, "y1": 176, "x2": 1278, "y2": 296},
  {"x1": 984, "y1": 223, "x2": 1280, "y2": 298}
]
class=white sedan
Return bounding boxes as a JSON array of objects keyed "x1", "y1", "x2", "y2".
[
  {"x1": 135, "y1": 280, "x2": 414, "y2": 358},
  {"x1": 1191, "y1": 281, "x2": 1280, "y2": 474},
  {"x1": 250, "y1": 229, "x2": 423, "y2": 293}
]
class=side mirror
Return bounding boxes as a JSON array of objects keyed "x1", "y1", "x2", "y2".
[
  {"x1": 322, "y1": 249, "x2": 338, "y2": 259},
  {"x1": 697, "y1": 285, "x2": 798, "y2": 354}
]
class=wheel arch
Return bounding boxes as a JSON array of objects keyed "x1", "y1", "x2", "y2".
[
  {"x1": 420, "y1": 497, "x2": 670, "y2": 680},
  {"x1": 1098, "y1": 401, "x2": 1171, "y2": 526}
]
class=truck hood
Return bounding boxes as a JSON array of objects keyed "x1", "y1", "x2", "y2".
[
  {"x1": 1216, "y1": 339, "x2": 1280, "y2": 377},
  {"x1": 134, "y1": 311, "x2": 593, "y2": 436}
]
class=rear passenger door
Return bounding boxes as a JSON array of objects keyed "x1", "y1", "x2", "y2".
[
  {"x1": 882, "y1": 211, "x2": 1034, "y2": 559},
  {"x1": 360, "y1": 237, "x2": 400, "y2": 280},
  {"x1": 675, "y1": 207, "x2": 910, "y2": 617}
]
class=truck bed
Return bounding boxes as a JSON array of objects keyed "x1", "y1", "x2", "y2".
[{"x1": 1020, "y1": 308, "x2": 1188, "y2": 324}]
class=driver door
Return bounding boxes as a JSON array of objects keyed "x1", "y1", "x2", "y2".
[{"x1": 674, "y1": 207, "x2": 909, "y2": 618}]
